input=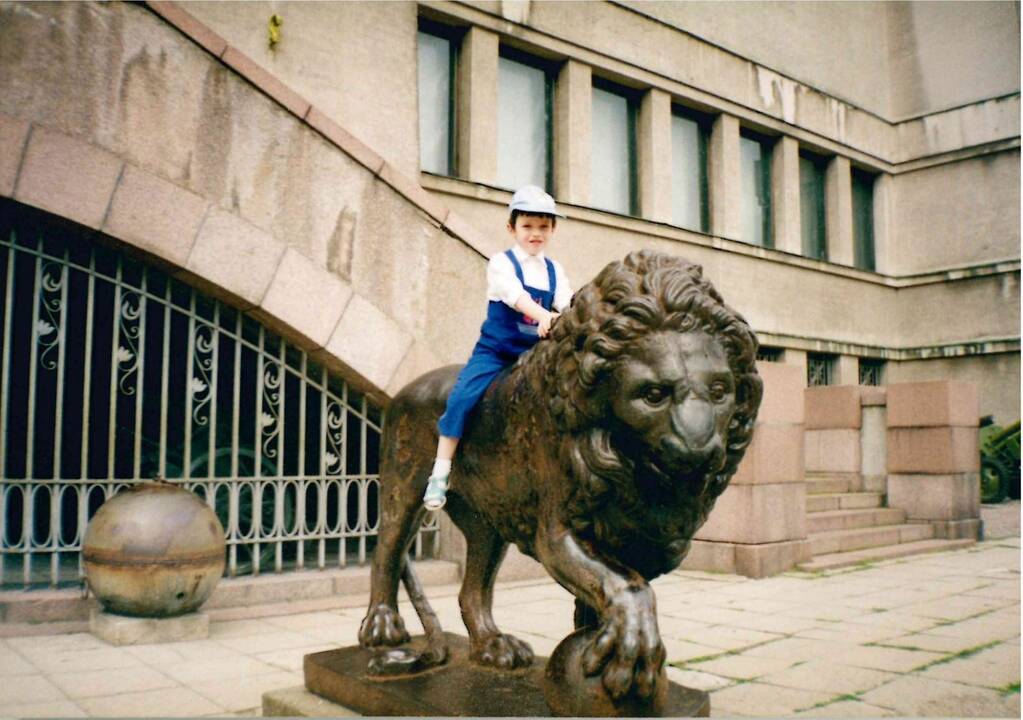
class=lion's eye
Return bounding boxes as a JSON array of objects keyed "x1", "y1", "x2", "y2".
[{"x1": 643, "y1": 386, "x2": 669, "y2": 404}]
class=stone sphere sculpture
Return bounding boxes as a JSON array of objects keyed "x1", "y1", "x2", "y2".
[
  {"x1": 83, "y1": 481, "x2": 226, "y2": 617},
  {"x1": 359, "y1": 250, "x2": 762, "y2": 715}
]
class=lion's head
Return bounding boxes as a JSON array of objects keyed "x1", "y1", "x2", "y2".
[{"x1": 533, "y1": 250, "x2": 762, "y2": 575}]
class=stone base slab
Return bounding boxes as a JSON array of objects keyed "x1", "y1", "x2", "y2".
[
  {"x1": 90, "y1": 609, "x2": 209, "y2": 645},
  {"x1": 932, "y1": 518, "x2": 983, "y2": 540},
  {"x1": 888, "y1": 473, "x2": 980, "y2": 521},
  {"x1": 264, "y1": 686, "x2": 360, "y2": 717},
  {"x1": 682, "y1": 539, "x2": 811, "y2": 578},
  {"x1": 303, "y1": 633, "x2": 709, "y2": 717}
]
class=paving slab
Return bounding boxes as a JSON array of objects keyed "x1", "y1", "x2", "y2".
[
  {"x1": 191, "y1": 669, "x2": 302, "y2": 713},
  {"x1": 688, "y1": 653, "x2": 801, "y2": 680},
  {"x1": 680, "y1": 624, "x2": 785, "y2": 651},
  {"x1": 255, "y1": 644, "x2": 339, "y2": 673},
  {"x1": 880, "y1": 631, "x2": 1007, "y2": 654},
  {"x1": 215, "y1": 629, "x2": 316, "y2": 654},
  {"x1": 828, "y1": 643, "x2": 945, "y2": 672},
  {"x1": 858, "y1": 673, "x2": 1021, "y2": 717},
  {"x1": 708, "y1": 681, "x2": 835, "y2": 716},
  {"x1": 0, "y1": 643, "x2": 36, "y2": 676},
  {"x1": 76, "y1": 686, "x2": 223, "y2": 717},
  {"x1": 667, "y1": 666, "x2": 735, "y2": 692},
  {"x1": 754, "y1": 659, "x2": 899, "y2": 695},
  {"x1": 918, "y1": 642, "x2": 1021, "y2": 689},
  {"x1": 793, "y1": 698, "x2": 898, "y2": 717},
  {"x1": 0, "y1": 673, "x2": 66, "y2": 705},
  {"x1": 47, "y1": 665, "x2": 178, "y2": 699},
  {"x1": 743, "y1": 637, "x2": 860, "y2": 663},
  {"x1": 0, "y1": 700, "x2": 87, "y2": 718},
  {"x1": 161, "y1": 655, "x2": 279, "y2": 684}
]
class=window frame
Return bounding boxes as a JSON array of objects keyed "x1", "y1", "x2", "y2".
[
  {"x1": 738, "y1": 129, "x2": 774, "y2": 248},
  {"x1": 670, "y1": 104, "x2": 711, "y2": 233},
  {"x1": 852, "y1": 167, "x2": 877, "y2": 271},
  {"x1": 496, "y1": 44, "x2": 556, "y2": 192},
  {"x1": 799, "y1": 151, "x2": 828, "y2": 261},
  {"x1": 590, "y1": 76, "x2": 640, "y2": 217},
  {"x1": 807, "y1": 352, "x2": 836, "y2": 387},
  {"x1": 416, "y1": 18, "x2": 461, "y2": 177}
]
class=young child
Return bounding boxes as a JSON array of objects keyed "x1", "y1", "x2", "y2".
[{"x1": 423, "y1": 185, "x2": 573, "y2": 510}]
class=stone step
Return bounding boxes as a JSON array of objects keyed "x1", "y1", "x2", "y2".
[
  {"x1": 797, "y1": 538, "x2": 976, "y2": 572},
  {"x1": 809, "y1": 523, "x2": 935, "y2": 556},
  {"x1": 807, "y1": 507, "x2": 907, "y2": 534},
  {"x1": 806, "y1": 478, "x2": 855, "y2": 495},
  {"x1": 0, "y1": 560, "x2": 461, "y2": 632},
  {"x1": 806, "y1": 492, "x2": 885, "y2": 512}
]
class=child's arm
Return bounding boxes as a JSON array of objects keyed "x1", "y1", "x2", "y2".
[{"x1": 514, "y1": 293, "x2": 559, "y2": 338}]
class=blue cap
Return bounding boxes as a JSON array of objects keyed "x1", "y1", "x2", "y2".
[{"x1": 509, "y1": 185, "x2": 565, "y2": 218}]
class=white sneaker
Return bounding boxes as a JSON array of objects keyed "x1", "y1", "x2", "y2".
[{"x1": 423, "y1": 474, "x2": 449, "y2": 511}]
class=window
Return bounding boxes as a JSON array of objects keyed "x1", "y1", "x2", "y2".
[
  {"x1": 417, "y1": 24, "x2": 456, "y2": 175},
  {"x1": 756, "y1": 346, "x2": 783, "y2": 363},
  {"x1": 807, "y1": 353, "x2": 836, "y2": 387},
  {"x1": 852, "y1": 169, "x2": 876, "y2": 271},
  {"x1": 859, "y1": 358, "x2": 885, "y2": 386},
  {"x1": 800, "y1": 153, "x2": 827, "y2": 260},
  {"x1": 591, "y1": 80, "x2": 637, "y2": 215},
  {"x1": 739, "y1": 132, "x2": 772, "y2": 247},
  {"x1": 671, "y1": 107, "x2": 709, "y2": 232},
  {"x1": 497, "y1": 50, "x2": 553, "y2": 191}
]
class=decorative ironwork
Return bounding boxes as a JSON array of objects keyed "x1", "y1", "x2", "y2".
[
  {"x1": 0, "y1": 200, "x2": 439, "y2": 589},
  {"x1": 859, "y1": 358, "x2": 885, "y2": 387},
  {"x1": 807, "y1": 352, "x2": 835, "y2": 387}
]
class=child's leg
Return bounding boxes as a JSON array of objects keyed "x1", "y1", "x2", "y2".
[{"x1": 424, "y1": 348, "x2": 509, "y2": 510}]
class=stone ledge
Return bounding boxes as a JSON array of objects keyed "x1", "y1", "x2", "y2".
[{"x1": 90, "y1": 608, "x2": 210, "y2": 645}]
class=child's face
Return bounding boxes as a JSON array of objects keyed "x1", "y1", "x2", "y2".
[{"x1": 508, "y1": 214, "x2": 556, "y2": 256}]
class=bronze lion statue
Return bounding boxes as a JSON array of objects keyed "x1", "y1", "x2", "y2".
[{"x1": 359, "y1": 250, "x2": 762, "y2": 712}]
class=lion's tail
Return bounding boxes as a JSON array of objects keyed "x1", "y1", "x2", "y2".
[{"x1": 400, "y1": 552, "x2": 448, "y2": 666}]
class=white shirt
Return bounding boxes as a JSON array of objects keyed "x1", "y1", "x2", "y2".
[{"x1": 487, "y1": 245, "x2": 573, "y2": 313}]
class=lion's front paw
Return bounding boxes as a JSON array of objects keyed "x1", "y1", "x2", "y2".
[
  {"x1": 581, "y1": 589, "x2": 665, "y2": 700},
  {"x1": 471, "y1": 633, "x2": 534, "y2": 670},
  {"x1": 358, "y1": 603, "x2": 411, "y2": 647}
]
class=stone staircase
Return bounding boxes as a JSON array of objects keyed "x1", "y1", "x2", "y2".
[{"x1": 797, "y1": 472, "x2": 975, "y2": 571}]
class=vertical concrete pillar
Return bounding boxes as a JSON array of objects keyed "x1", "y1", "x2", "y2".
[
  {"x1": 833, "y1": 354, "x2": 859, "y2": 386},
  {"x1": 637, "y1": 88, "x2": 672, "y2": 223},
  {"x1": 825, "y1": 155, "x2": 854, "y2": 266},
  {"x1": 804, "y1": 385, "x2": 862, "y2": 481},
  {"x1": 886, "y1": 382, "x2": 981, "y2": 539},
  {"x1": 708, "y1": 114, "x2": 741, "y2": 241},
  {"x1": 456, "y1": 27, "x2": 498, "y2": 185},
  {"x1": 872, "y1": 173, "x2": 895, "y2": 275},
  {"x1": 782, "y1": 349, "x2": 809, "y2": 388},
  {"x1": 554, "y1": 60, "x2": 591, "y2": 206},
  {"x1": 860, "y1": 388, "x2": 888, "y2": 493},
  {"x1": 771, "y1": 136, "x2": 801, "y2": 254},
  {"x1": 686, "y1": 363, "x2": 811, "y2": 578}
]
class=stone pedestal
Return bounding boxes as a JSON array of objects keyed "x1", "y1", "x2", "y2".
[
  {"x1": 687, "y1": 362, "x2": 811, "y2": 578},
  {"x1": 89, "y1": 609, "x2": 210, "y2": 646},
  {"x1": 886, "y1": 381, "x2": 981, "y2": 540},
  {"x1": 297, "y1": 633, "x2": 709, "y2": 717}
]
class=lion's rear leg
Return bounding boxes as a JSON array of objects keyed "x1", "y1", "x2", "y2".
[{"x1": 446, "y1": 496, "x2": 534, "y2": 669}]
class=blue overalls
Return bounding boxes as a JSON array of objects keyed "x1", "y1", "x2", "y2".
[{"x1": 437, "y1": 250, "x2": 557, "y2": 439}]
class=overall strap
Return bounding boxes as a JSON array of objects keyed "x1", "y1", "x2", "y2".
[
  {"x1": 544, "y1": 257, "x2": 557, "y2": 297},
  {"x1": 504, "y1": 249, "x2": 526, "y2": 285}
]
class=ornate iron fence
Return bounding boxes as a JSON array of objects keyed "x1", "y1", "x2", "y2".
[{"x1": 0, "y1": 200, "x2": 438, "y2": 589}]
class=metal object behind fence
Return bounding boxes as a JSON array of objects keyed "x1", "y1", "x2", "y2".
[{"x1": 0, "y1": 202, "x2": 438, "y2": 589}]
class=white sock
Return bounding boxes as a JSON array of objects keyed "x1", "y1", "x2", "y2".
[{"x1": 431, "y1": 458, "x2": 452, "y2": 478}]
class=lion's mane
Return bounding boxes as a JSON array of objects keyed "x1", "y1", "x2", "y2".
[{"x1": 525, "y1": 250, "x2": 763, "y2": 573}]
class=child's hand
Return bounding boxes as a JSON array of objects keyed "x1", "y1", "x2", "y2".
[{"x1": 538, "y1": 311, "x2": 560, "y2": 338}]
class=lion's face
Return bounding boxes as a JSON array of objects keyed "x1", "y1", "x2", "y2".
[{"x1": 606, "y1": 330, "x2": 736, "y2": 482}]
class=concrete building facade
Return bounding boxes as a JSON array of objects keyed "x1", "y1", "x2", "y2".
[{"x1": 0, "y1": 1, "x2": 1017, "y2": 589}]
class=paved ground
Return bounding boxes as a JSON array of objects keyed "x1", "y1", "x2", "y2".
[{"x1": 0, "y1": 534, "x2": 1019, "y2": 718}]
